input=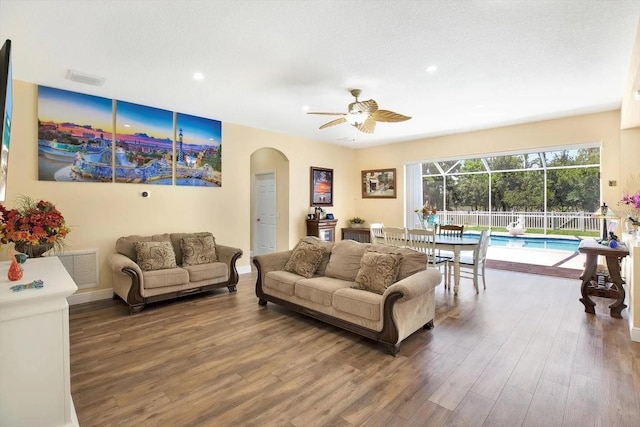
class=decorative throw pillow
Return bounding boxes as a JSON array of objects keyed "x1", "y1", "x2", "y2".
[
  {"x1": 134, "y1": 241, "x2": 177, "y2": 271},
  {"x1": 181, "y1": 235, "x2": 218, "y2": 266},
  {"x1": 283, "y1": 240, "x2": 326, "y2": 278},
  {"x1": 352, "y1": 250, "x2": 403, "y2": 294}
]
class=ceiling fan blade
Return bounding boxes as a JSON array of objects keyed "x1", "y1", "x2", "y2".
[
  {"x1": 370, "y1": 109, "x2": 411, "y2": 122},
  {"x1": 349, "y1": 99, "x2": 379, "y2": 114},
  {"x1": 319, "y1": 117, "x2": 347, "y2": 129},
  {"x1": 356, "y1": 118, "x2": 376, "y2": 134},
  {"x1": 307, "y1": 112, "x2": 347, "y2": 116}
]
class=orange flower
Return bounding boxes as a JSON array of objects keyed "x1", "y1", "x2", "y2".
[{"x1": 0, "y1": 196, "x2": 70, "y2": 248}]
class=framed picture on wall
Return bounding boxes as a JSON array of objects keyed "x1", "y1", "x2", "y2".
[
  {"x1": 310, "y1": 167, "x2": 333, "y2": 206},
  {"x1": 362, "y1": 168, "x2": 396, "y2": 198}
]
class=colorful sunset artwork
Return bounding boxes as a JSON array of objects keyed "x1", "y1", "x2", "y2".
[
  {"x1": 36, "y1": 86, "x2": 224, "y2": 187},
  {"x1": 114, "y1": 101, "x2": 174, "y2": 184},
  {"x1": 38, "y1": 85, "x2": 113, "y2": 182},
  {"x1": 175, "y1": 113, "x2": 222, "y2": 187}
]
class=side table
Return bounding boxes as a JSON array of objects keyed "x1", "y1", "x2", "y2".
[{"x1": 578, "y1": 239, "x2": 629, "y2": 318}]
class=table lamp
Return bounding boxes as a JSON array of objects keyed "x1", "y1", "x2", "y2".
[{"x1": 592, "y1": 202, "x2": 618, "y2": 242}]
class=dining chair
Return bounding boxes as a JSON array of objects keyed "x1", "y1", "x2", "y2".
[
  {"x1": 406, "y1": 228, "x2": 449, "y2": 285},
  {"x1": 369, "y1": 223, "x2": 385, "y2": 244},
  {"x1": 438, "y1": 224, "x2": 464, "y2": 237},
  {"x1": 383, "y1": 227, "x2": 407, "y2": 248},
  {"x1": 436, "y1": 224, "x2": 465, "y2": 261},
  {"x1": 448, "y1": 229, "x2": 491, "y2": 293}
]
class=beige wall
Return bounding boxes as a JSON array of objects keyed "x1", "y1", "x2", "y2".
[
  {"x1": 354, "y1": 110, "x2": 623, "y2": 226},
  {"x1": 5, "y1": 81, "x2": 357, "y2": 292}
]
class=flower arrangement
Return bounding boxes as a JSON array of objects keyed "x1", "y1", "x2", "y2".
[
  {"x1": 414, "y1": 201, "x2": 439, "y2": 228},
  {"x1": 0, "y1": 196, "x2": 70, "y2": 255},
  {"x1": 619, "y1": 175, "x2": 640, "y2": 220}
]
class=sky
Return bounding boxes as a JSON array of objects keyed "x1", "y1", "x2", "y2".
[
  {"x1": 38, "y1": 85, "x2": 112, "y2": 132},
  {"x1": 38, "y1": 86, "x2": 222, "y2": 146}
]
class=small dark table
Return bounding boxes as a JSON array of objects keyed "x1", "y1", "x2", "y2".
[{"x1": 578, "y1": 239, "x2": 629, "y2": 318}]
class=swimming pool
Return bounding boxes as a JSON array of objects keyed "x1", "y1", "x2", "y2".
[{"x1": 486, "y1": 235, "x2": 580, "y2": 252}]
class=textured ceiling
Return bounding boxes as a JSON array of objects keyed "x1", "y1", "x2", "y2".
[{"x1": 1, "y1": 0, "x2": 639, "y2": 147}]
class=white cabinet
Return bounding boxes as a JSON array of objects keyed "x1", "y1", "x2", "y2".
[{"x1": 0, "y1": 257, "x2": 78, "y2": 426}]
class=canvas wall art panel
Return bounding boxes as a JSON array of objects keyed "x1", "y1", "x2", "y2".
[
  {"x1": 175, "y1": 113, "x2": 222, "y2": 187},
  {"x1": 114, "y1": 101, "x2": 174, "y2": 184},
  {"x1": 38, "y1": 85, "x2": 113, "y2": 182}
]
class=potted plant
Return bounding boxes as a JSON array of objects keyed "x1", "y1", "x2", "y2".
[{"x1": 349, "y1": 217, "x2": 366, "y2": 228}]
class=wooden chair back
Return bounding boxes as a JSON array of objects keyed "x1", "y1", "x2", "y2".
[
  {"x1": 369, "y1": 223, "x2": 385, "y2": 244},
  {"x1": 438, "y1": 224, "x2": 464, "y2": 237},
  {"x1": 382, "y1": 227, "x2": 407, "y2": 247}
]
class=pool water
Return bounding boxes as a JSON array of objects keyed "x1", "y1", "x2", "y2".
[{"x1": 487, "y1": 235, "x2": 580, "y2": 252}]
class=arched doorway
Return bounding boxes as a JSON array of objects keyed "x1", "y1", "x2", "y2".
[{"x1": 250, "y1": 147, "x2": 290, "y2": 257}]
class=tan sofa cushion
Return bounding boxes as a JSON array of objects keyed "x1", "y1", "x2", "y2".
[
  {"x1": 142, "y1": 267, "x2": 190, "y2": 289},
  {"x1": 182, "y1": 262, "x2": 228, "y2": 282},
  {"x1": 369, "y1": 244, "x2": 428, "y2": 280},
  {"x1": 170, "y1": 232, "x2": 214, "y2": 266},
  {"x1": 284, "y1": 239, "x2": 326, "y2": 278},
  {"x1": 325, "y1": 240, "x2": 369, "y2": 281},
  {"x1": 116, "y1": 233, "x2": 171, "y2": 262},
  {"x1": 181, "y1": 235, "x2": 218, "y2": 265},
  {"x1": 134, "y1": 241, "x2": 178, "y2": 271},
  {"x1": 332, "y1": 288, "x2": 382, "y2": 321},
  {"x1": 352, "y1": 250, "x2": 403, "y2": 294},
  {"x1": 264, "y1": 270, "x2": 302, "y2": 296},
  {"x1": 298, "y1": 237, "x2": 334, "y2": 276},
  {"x1": 295, "y1": 276, "x2": 353, "y2": 306}
]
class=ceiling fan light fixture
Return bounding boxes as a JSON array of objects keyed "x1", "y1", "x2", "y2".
[{"x1": 346, "y1": 111, "x2": 369, "y2": 126}]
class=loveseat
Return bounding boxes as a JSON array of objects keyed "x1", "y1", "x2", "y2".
[
  {"x1": 254, "y1": 237, "x2": 441, "y2": 355},
  {"x1": 108, "y1": 232, "x2": 243, "y2": 313}
]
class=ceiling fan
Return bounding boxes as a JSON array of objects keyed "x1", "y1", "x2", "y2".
[{"x1": 307, "y1": 89, "x2": 411, "y2": 134}]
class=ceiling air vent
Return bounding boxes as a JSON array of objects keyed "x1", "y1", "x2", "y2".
[{"x1": 65, "y1": 69, "x2": 105, "y2": 86}]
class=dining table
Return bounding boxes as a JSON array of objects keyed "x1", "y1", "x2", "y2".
[{"x1": 433, "y1": 235, "x2": 481, "y2": 295}]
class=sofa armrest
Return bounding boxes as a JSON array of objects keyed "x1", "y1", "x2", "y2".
[
  {"x1": 383, "y1": 268, "x2": 442, "y2": 300},
  {"x1": 215, "y1": 244, "x2": 243, "y2": 285},
  {"x1": 253, "y1": 251, "x2": 292, "y2": 276},
  {"x1": 108, "y1": 253, "x2": 145, "y2": 309},
  {"x1": 253, "y1": 250, "x2": 293, "y2": 301}
]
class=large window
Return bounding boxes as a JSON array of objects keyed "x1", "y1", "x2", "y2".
[{"x1": 408, "y1": 146, "x2": 600, "y2": 233}]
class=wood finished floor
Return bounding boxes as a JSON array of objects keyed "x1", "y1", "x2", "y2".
[{"x1": 69, "y1": 268, "x2": 640, "y2": 427}]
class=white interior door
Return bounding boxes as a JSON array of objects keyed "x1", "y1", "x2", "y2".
[{"x1": 255, "y1": 172, "x2": 276, "y2": 256}]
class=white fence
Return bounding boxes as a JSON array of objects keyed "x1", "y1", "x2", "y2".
[{"x1": 434, "y1": 211, "x2": 600, "y2": 233}]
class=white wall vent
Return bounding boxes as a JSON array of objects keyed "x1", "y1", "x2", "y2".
[{"x1": 52, "y1": 249, "x2": 99, "y2": 289}]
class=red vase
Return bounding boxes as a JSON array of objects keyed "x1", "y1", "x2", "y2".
[{"x1": 8, "y1": 254, "x2": 23, "y2": 281}]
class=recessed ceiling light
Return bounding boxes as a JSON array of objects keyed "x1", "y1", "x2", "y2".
[
  {"x1": 426, "y1": 65, "x2": 438, "y2": 73},
  {"x1": 193, "y1": 72, "x2": 204, "y2": 81},
  {"x1": 301, "y1": 105, "x2": 309, "y2": 112}
]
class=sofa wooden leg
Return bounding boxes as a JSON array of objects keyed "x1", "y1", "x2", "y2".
[
  {"x1": 423, "y1": 320, "x2": 434, "y2": 330},
  {"x1": 129, "y1": 305, "x2": 145, "y2": 315},
  {"x1": 382, "y1": 343, "x2": 399, "y2": 356},
  {"x1": 258, "y1": 299, "x2": 267, "y2": 306},
  {"x1": 227, "y1": 285, "x2": 237, "y2": 293}
]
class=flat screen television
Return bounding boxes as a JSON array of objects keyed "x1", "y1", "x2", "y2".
[{"x1": 0, "y1": 39, "x2": 12, "y2": 202}]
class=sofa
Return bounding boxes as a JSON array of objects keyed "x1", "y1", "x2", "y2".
[
  {"x1": 254, "y1": 237, "x2": 442, "y2": 355},
  {"x1": 108, "y1": 232, "x2": 243, "y2": 313}
]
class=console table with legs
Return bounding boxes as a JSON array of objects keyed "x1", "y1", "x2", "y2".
[{"x1": 578, "y1": 239, "x2": 629, "y2": 318}]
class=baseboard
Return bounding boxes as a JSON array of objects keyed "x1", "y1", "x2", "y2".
[
  {"x1": 67, "y1": 288, "x2": 113, "y2": 305},
  {"x1": 67, "y1": 267, "x2": 253, "y2": 306},
  {"x1": 631, "y1": 326, "x2": 640, "y2": 343}
]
